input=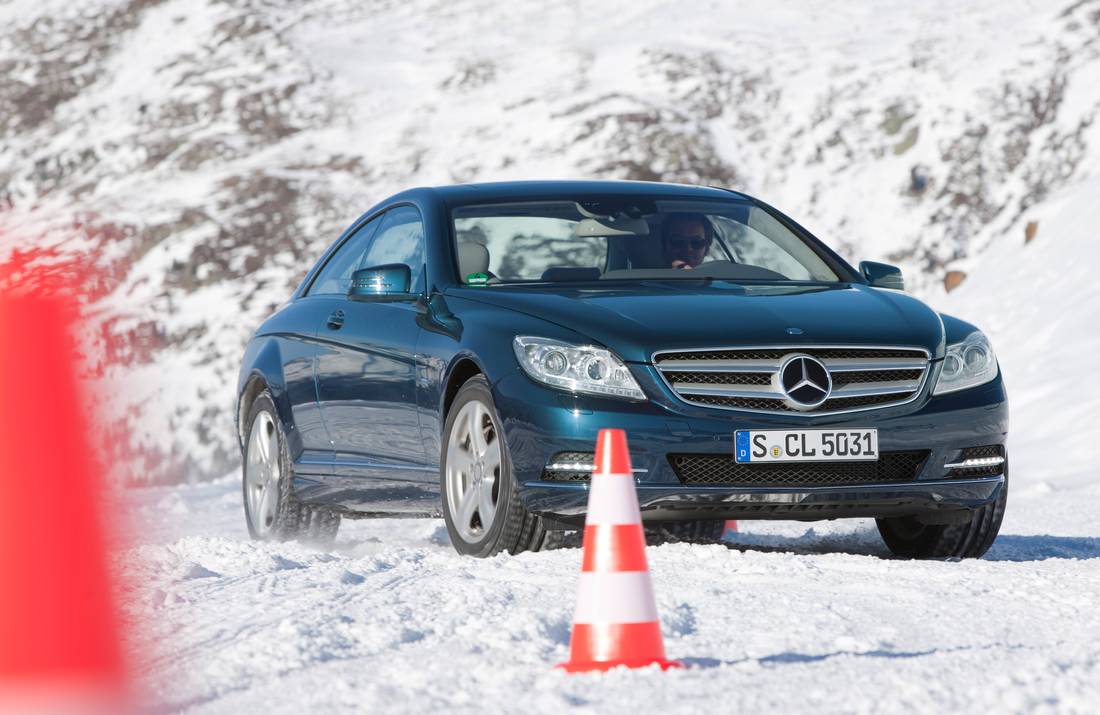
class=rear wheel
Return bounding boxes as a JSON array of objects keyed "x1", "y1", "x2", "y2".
[
  {"x1": 876, "y1": 461, "x2": 1008, "y2": 559},
  {"x1": 440, "y1": 375, "x2": 546, "y2": 557},
  {"x1": 243, "y1": 391, "x2": 340, "y2": 543}
]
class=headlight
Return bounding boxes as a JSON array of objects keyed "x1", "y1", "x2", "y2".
[
  {"x1": 932, "y1": 331, "x2": 998, "y2": 395},
  {"x1": 512, "y1": 336, "x2": 645, "y2": 400}
]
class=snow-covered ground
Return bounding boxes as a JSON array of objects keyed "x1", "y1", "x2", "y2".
[
  {"x1": 120, "y1": 481, "x2": 1099, "y2": 714},
  {"x1": 116, "y1": 178, "x2": 1100, "y2": 713}
]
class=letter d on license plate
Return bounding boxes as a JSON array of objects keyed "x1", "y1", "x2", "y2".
[{"x1": 734, "y1": 429, "x2": 878, "y2": 463}]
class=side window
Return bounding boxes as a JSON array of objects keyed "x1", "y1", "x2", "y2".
[
  {"x1": 308, "y1": 216, "x2": 382, "y2": 296},
  {"x1": 359, "y1": 206, "x2": 426, "y2": 293}
]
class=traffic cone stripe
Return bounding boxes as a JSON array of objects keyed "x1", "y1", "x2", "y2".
[
  {"x1": 581, "y1": 524, "x2": 648, "y2": 573},
  {"x1": 566, "y1": 622, "x2": 667, "y2": 669},
  {"x1": 573, "y1": 572, "x2": 659, "y2": 624},
  {"x1": 594, "y1": 429, "x2": 632, "y2": 476},
  {"x1": 584, "y1": 474, "x2": 643, "y2": 525}
]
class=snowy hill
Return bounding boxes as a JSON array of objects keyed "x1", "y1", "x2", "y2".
[
  {"x1": 934, "y1": 176, "x2": 1100, "y2": 491},
  {"x1": 2, "y1": 0, "x2": 1100, "y2": 482}
]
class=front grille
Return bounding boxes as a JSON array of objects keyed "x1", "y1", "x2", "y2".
[
  {"x1": 669, "y1": 450, "x2": 930, "y2": 487},
  {"x1": 657, "y1": 348, "x2": 925, "y2": 361},
  {"x1": 946, "y1": 445, "x2": 1005, "y2": 477},
  {"x1": 688, "y1": 393, "x2": 905, "y2": 412},
  {"x1": 832, "y1": 369, "x2": 925, "y2": 386},
  {"x1": 654, "y1": 346, "x2": 930, "y2": 415},
  {"x1": 663, "y1": 371, "x2": 772, "y2": 386}
]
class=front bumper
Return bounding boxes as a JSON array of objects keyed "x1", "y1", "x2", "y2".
[
  {"x1": 493, "y1": 361, "x2": 1009, "y2": 523},
  {"x1": 521, "y1": 475, "x2": 1005, "y2": 525}
]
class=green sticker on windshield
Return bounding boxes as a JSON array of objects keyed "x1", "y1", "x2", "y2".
[{"x1": 466, "y1": 272, "x2": 490, "y2": 285}]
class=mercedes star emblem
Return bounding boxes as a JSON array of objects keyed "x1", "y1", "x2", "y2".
[{"x1": 778, "y1": 354, "x2": 832, "y2": 409}]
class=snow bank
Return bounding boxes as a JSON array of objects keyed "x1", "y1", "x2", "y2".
[{"x1": 935, "y1": 177, "x2": 1100, "y2": 489}]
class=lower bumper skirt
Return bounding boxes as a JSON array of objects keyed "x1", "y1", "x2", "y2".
[{"x1": 520, "y1": 475, "x2": 1005, "y2": 525}]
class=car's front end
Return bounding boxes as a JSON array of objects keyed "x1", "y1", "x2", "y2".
[
  {"x1": 496, "y1": 336, "x2": 1007, "y2": 527},
  {"x1": 438, "y1": 181, "x2": 1009, "y2": 558}
]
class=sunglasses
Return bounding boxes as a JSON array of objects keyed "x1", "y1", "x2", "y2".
[{"x1": 666, "y1": 237, "x2": 708, "y2": 251}]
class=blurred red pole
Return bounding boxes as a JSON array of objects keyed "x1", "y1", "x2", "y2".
[{"x1": 0, "y1": 260, "x2": 127, "y2": 708}]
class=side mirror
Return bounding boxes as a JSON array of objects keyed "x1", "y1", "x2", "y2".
[
  {"x1": 348, "y1": 264, "x2": 413, "y2": 301},
  {"x1": 859, "y1": 261, "x2": 905, "y2": 291}
]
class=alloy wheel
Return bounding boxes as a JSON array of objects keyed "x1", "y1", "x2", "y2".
[
  {"x1": 445, "y1": 400, "x2": 502, "y2": 544},
  {"x1": 245, "y1": 410, "x2": 281, "y2": 537}
]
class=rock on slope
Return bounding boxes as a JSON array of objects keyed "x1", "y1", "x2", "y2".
[{"x1": 1, "y1": 0, "x2": 1098, "y2": 483}]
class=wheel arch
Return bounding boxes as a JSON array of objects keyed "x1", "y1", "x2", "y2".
[
  {"x1": 236, "y1": 338, "x2": 292, "y2": 448},
  {"x1": 441, "y1": 354, "x2": 487, "y2": 423}
]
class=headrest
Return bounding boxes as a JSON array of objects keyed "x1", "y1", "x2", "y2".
[
  {"x1": 620, "y1": 234, "x2": 666, "y2": 269},
  {"x1": 457, "y1": 242, "x2": 490, "y2": 279}
]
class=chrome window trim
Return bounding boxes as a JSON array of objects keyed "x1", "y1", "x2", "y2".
[{"x1": 651, "y1": 344, "x2": 934, "y2": 417}]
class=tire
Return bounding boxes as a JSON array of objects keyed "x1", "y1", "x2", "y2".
[
  {"x1": 646, "y1": 519, "x2": 727, "y2": 545},
  {"x1": 440, "y1": 375, "x2": 545, "y2": 557},
  {"x1": 242, "y1": 391, "x2": 340, "y2": 544},
  {"x1": 876, "y1": 460, "x2": 1008, "y2": 559}
]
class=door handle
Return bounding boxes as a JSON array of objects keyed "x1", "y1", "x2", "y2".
[{"x1": 326, "y1": 309, "x2": 345, "y2": 330}]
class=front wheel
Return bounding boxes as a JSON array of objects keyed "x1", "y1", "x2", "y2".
[
  {"x1": 876, "y1": 461, "x2": 1008, "y2": 559},
  {"x1": 440, "y1": 375, "x2": 546, "y2": 557}
]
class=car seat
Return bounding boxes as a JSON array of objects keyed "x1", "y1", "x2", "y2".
[{"x1": 457, "y1": 241, "x2": 491, "y2": 280}]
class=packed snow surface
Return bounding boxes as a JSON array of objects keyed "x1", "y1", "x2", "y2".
[
  {"x1": 122, "y1": 484, "x2": 1099, "y2": 714},
  {"x1": 117, "y1": 179, "x2": 1100, "y2": 713}
]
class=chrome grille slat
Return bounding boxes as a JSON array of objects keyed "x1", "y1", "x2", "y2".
[
  {"x1": 653, "y1": 345, "x2": 932, "y2": 416},
  {"x1": 822, "y1": 359, "x2": 928, "y2": 372},
  {"x1": 656, "y1": 359, "x2": 780, "y2": 372},
  {"x1": 671, "y1": 383, "x2": 783, "y2": 399},
  {"x1": 830, "y1": 381, "x2": 922, "y2": 398}
]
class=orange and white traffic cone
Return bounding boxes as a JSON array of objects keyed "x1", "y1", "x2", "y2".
[
  {"x1": 558, "y1": 428, "x2": 681, "y2": 672},
  {"x1": 0, "y1": 277, "x2": 130, "y2": 712}
]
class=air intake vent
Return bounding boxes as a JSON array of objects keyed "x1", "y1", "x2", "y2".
[
  {"x1": 669, "y1": 451, "x2": 931, "y2": 487},
  {"x1": 944, "y1": 445, "x2": 1005, "y2": 477},
  {"x1": 541, "y1": 452, "x2": 596, "y2": 481}
]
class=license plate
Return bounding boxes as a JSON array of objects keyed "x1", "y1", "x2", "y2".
[{"x1": 734, "y1": 429, "x2": 878, "y2": 463}]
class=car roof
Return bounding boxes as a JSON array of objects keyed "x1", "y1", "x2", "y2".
[{"x1": 421, "y1": 180, "x2": 751, "y2": 205}]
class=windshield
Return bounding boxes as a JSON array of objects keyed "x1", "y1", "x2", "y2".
[{"x1": 451, "y1": 198, "x2": 843, "y2": 285}]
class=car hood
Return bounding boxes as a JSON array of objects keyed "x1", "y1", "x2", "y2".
[{"x1": 448, "y1": 282, "x2": 946, "y2": 363}]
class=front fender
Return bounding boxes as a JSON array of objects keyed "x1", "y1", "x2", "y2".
[
  {"x1": 416, "y1": 293, "x2": 597, "y2": 465},
  {"x1": 439, "y1": 293, "x2": 597, "y2": 389},
  {"x1": 236, "y1": 337, "x2": 294, "y2": 449}
]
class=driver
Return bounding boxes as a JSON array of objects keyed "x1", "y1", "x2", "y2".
[{"x1": 661, "y1": 212, "x2": 714, "y2": 269}]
